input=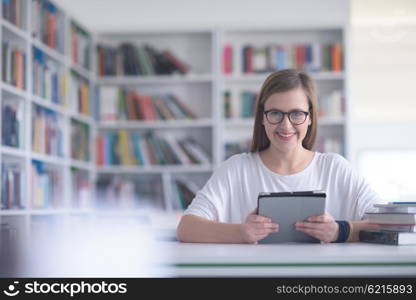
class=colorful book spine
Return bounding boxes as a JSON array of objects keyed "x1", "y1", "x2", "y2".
[
  {"x1": 223, "y1": 44, "x2": 233, "y2": 74},
  {"x1": 70, "y1": 22, "x2": 91, "y2": 70},
  {"x1": 32, "y1": 47, "x2": 65, "y2": 105},
  {"x1": 31, "y1": 160, "x2": 62, "y2": 209},
  {"x1": 2, "y1": 0, "x2": 24, "y2": 28},
  {"x1": 31, "y1": 105, "x2": 64, "y2": 157},
  {"x1": 70, "y1": 71, "x2": 90, "y2": 116},
  {"x1": 239, "y1": 42, "x2": 343, "y2": 74},
  {"x1": 31, "y1": 0, "x2": 64, "y2": 52},
  {"x1": 1, "y1": 41, "x2": 26, "y2": 89},
  {"x1": 99, "y1": 87, "x2": 197, "y2": 121},
  {"x1": 96, "y1": 43, "x2": 190, "y2": 76},
  {"x1": 97, "y1": 131, "x2": 211, "y2": 166}
]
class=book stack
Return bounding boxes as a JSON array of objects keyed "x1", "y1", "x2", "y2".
[
  {"x1": 360, "y1": 202, "x2": 416, "y2": 245},
  {"x1": 97, "y1": 43, "x2": 190, "y2": 76}
]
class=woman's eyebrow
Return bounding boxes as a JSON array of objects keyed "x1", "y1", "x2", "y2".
[{"x1": 265, "y1": 107, "x2": 306, "y2": 111}]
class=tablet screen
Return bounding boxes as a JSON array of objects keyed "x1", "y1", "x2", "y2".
[{"x1": 257, "y1": 191, "x2": 326, "y2": 244}]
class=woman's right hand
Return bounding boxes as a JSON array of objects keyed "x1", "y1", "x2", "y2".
[{"x1": 240, "y1": 208, "x2": 279, "y2": 243}]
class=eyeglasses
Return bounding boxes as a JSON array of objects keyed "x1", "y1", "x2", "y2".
[{"x1": 263, "y1": 109, "x2": 309, "y2": 125}]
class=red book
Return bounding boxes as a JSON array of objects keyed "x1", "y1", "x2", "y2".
[
  {"x1": 331, "y1": 43, "x2": 342, "y2": 71},
  {"x1": 223, "y1": 44, "x2": 233, "y2": 74},
  {"x1": 162, "y1": 50, "x2": 189, "y2": 74}
]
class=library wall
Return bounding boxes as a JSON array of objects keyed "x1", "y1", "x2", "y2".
[
  {"x1": 54, "y1": 0, "x2": 349, "y2": 32},
  {"x1": 348, "y1": 0, "x2": 416, "y2": 168}
]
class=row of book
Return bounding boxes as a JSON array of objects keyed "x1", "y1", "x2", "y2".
[
  {"x1": 32, "y1": 47, "x2": 65, "y2": 105},
  {"x1": 2, "y1": 0, "x2": 24, "y2": 29},
  {"x1": 96, "y1": 43, "x2": 190, "y2": 76},
  {"x1": 2, "y1": 41, "x2": 26, "y2": 89},
  {"x1": 96, "y1": 130, "x2": 211, "y2": 166},
  {"x1": 2, "y1": 100, "x2": 22, "y2": 148},
  {"x1": 100, "y1": 87, "x2": 197, "y2": 122},
  {"x1": 360, "y1": 202, "x2": 416, "y2": 245},
  {"x1": 70, "y1": 120, "x2": 90, "y2": 162},
  {"x1": 224, "y1": 90, "x2": 258, "y2": 119},
  {"x1": 1, "y1": 161, "x2": 24, "y2": 209},
  {"x1": 96, "y1": 176, "x2": 164, "y2": 209},
  {"x1": 69, "y1": 71, "x2": 90, "y2": 116},
  {"x1": 31, "y1": 0, "x2": 64, "y2": 53},
  {"x1": 223, "y1": 43, "x2": 343, "y2": 74},
  {"x1": 32, "y1": 105, "x2": 64, "y2": 157},
  {"x1": 31, "y1": 160, "x2": 62, "y2": 209},
  {"x1": 70, "y1": 21, "x2": 91, "y2": 70}
]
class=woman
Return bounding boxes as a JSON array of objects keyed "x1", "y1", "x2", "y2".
[{"x1": 177, "y1": 69, "x2": 380, "y2": 243}]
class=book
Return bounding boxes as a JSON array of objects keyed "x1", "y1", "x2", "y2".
[
  {"x1": 374, "y1": 203, "x2": 416, "y2": 214},
  {"x1": 359, "y1": 230, "x2": 416, "y2": 245},
  {"x1": 365, "y1": 212, "x2": 416, "y2": 225},
  {"x1": 379, "y1": 225, "x2": 416, "y2": 232}
]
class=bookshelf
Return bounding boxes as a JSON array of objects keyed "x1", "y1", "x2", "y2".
[
  {"x1": 1, "y1": 1, "x2": 349, "y2": 217},
  {"x1": 219, "y1": 28, "x2": 347, "y2": 160},
  {"x1": 94, "y1": 30, "x2": 215, "y2": 211},
  {"x1": 0, "y1": 0, "x2": 95, "y2": 225}
]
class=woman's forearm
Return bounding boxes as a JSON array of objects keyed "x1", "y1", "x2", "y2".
[
  {"x1": 177, "y1": 214, "x2": 244, "y2": 243},
  {"x1": 347, "y1": 220, "x2": 380, "y2": 242}
]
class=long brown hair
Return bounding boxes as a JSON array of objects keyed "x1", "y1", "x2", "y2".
[{"x1": 250, "y1": 69, "x2": 318, "y2": 152}]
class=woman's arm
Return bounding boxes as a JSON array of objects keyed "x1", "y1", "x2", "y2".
[
  {"x1": 347, "y1": 220, "x2": 380, "y2": 242},
  {"x1": 176, "y1": 214, "x2": 244, "y2": 243},
  {"x1": 177, "y1": 211, "x2": 278, "y2": 243}
]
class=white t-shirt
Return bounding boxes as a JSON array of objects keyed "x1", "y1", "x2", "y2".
[{"x1": 184, "y1": 152, "x2": 381, "y2": 223}]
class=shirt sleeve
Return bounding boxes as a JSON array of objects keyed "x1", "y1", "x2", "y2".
[
  {"x1": 335, "y1": 154, "x2": 383, "y2": 220},
  {"x1": 183, "y1": 156, "x2": 235, "y2": 222}
]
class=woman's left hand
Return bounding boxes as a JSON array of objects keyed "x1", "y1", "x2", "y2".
[{"x1": 295, "y1": 212, "x2": 339, "y2": 243}]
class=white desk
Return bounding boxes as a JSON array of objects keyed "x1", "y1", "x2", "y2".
[{"x1": 161, "y1": 242, "x2": 416, "y2": 277}]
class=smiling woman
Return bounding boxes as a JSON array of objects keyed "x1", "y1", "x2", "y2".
[{"x1": 176, "y1": 69, "x2": 381, "y2": 244}]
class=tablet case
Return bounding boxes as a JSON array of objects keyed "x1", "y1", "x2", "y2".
[{"x1": 257, "y1": 191, "x2": 326, "y2": 244}]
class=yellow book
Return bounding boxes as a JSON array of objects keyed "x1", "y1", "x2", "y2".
[{"x1": 116, "y1": 130, "x2": 137, "y2": 165}]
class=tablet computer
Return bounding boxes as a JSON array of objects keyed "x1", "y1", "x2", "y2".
[{"x1": 257, "y1": 191, "x2": 326, "y2": 244}]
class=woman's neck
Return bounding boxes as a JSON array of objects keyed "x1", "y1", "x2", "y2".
[{"x1": 260, "y1": 146, "x2": 313, "y2": 175}]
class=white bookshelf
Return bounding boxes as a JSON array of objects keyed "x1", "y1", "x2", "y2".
[
  {"x1": 218, "y1": 27, "x2": 347, "y2": 160},
  {"x1": 0, "y1": 0, "x2": 95, "y2": 221},
  {"x1": 1, "y1": 1, "x2": 349, "y2": 217}
]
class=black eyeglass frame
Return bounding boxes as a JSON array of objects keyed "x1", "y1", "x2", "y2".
[{"x1": 263, "y1": 109, "x2": 310, "y2": 125}]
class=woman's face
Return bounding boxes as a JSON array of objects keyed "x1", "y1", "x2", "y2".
[{"x1": 262, "y1": 88, "x2": 311, "y2": 153}]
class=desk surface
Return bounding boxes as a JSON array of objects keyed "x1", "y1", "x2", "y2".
[{"x1": 161, "y1": 242, "x2": 416, "y2": 277}]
